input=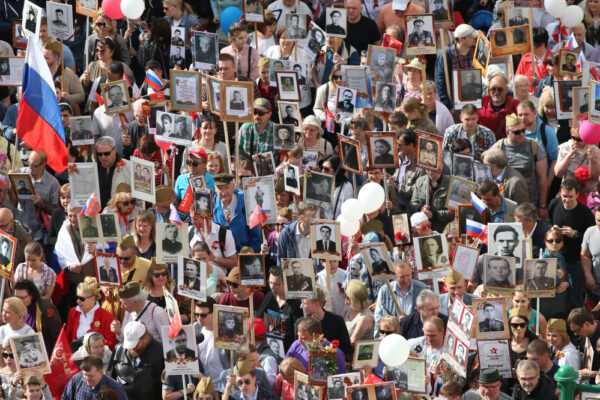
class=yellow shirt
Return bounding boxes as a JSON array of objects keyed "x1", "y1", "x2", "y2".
[{"x1": 120, "y1": 256, "x2": 151, "y2": 286}]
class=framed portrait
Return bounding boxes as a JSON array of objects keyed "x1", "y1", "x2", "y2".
[
  {"x1": 327, "y1": 373, "x2": 360, "y2": 400},
  {"x1": 100, "y1": 80, "x2": 131, "y2": 115},
  {"x1": 242, "y1": 175, "x2": 277, "y2": 224},
  {"x1": 67, "y1": 163, "x2": 100, "y2": 208},
  {"x1": 347, "y1": 382, "x2": 397, "y2": 400},
  {"x1": 483, "y1": 255, "x2": 517, "y2": 295},
  {"x1": 46, "y1": 2, "x2": 73, "y2": 41},
  {"x1": 300, "y1": 21, "x2": 327, "y2": 59},
  {"x1": 276, "y1": 71, "x2": 301, "y2": 102},
  {"x1": 131, "y1": 156, "x2": 155, "y2": 203},
  {"x1": 452, "y1": 244, "x2": 480, "y2": 280},
  {"x1": 244, "y1": 0, "x2": 264, "y2": 22},
  {"x1": 309, "y1": 352, "x2": 335, "y2": 384},
  {"x1": 69, "y1": 116, "x2": 94, "y2": 145},
  {"x1": 304, "y1": 171, "x2": 335, "y2": 210},
  {"x1": 367, "y1": 45, "x2": 396, "y2": 82},
  {"x1": 269, "y1": 59, "x2": 291, "y2": 86},
  {"x1": 77, "y1": 215, "x2": 100, "y2": 243},
  {"x1": 490, "y1": 26, "x2": 531, "y2": 57},
  {"x1": 170, "y1": 69, "x2": 202, "y2": 112},
  {"x1": 253, "y1": 152, "x2": 276, "y2": 177},
  {"x1": 353, "y1": 340, "x2": 380, "y2": 369},
  {"x1": 373, "y1": 82, "x2": 397, "y2": 113},
  {"x1": 160, "y1": 325, "x2": 200, "y2": 375},
  {"x1": 170, "y1": 35, "x2": 185, "y2": 68},
  {"x1": 554, "y1": 79, "x2": 581, "y2": 119},
  {"x1": 559, "y1": 49, "x2": 580, "y2": 76},
  {"x1": 367, "y1": 132, "x2": 398, "y2": 169},
  {"x1": 405, "y1": 357, "x2": 427, "y2": 393},
  {"x1": 523, "y1": 258, "x2": 557, "y2": 297},
  {"x1": 189, "y1": 175, "x2": 207, "y2": 191},
  {"x1": 473, "y1": 161, "x2": 494, "y2": 185},
  {"x1": 0, "y1": 231, "x2": 16, "y2": 279},
  {"x1": 285, "y1": 14, "x2": 308, "y2": 40},
  {"x1": 488, "y1": 222, "x2": 524, "y2": 263},
  {"x1": 430, "y1": 0, "x2": 454, "y2": 28},
  {"x1": 295, "y1": 371, "x2": 324, "y2": 400},
  {"x1": 283, "y1": 164, "x2": 301, "y2": 195},
  {"x1": 582, "y1": 60, "x2": 600, "y2": 86},
  {"x1": 310, "y1": 219, "x2": 341, "y2": 260},
  {"x1": 457, "y1": 204, "x2": 487, "y2": 238},
  {"x1": 573, "y1": 86, "x2": 589, "y2": 124},
  {"x1": 473, "y1": 31, "x2": 491, "y2": 75},
  {"x1": 415, "y1": 131, "x2": 443, "y2": 172},
  {"x1": 459, "y1": 304, "x2": 476, "y2": 338},
  {"x1": 589, "y1": 81, "x2": 600, "y2": 124},
  {"x1": 12, "y1": 22, "x2": 28, "y2": 49},
  {"x1": 9, "y1": 173, "x2": 36, "y2": 201},
  {"x1": 147, "y1": 105, "x2": 166, "y2": 134},
  {"x1": 405, "y1": 14, "x2": 436, "y2": 55},
  {"x1": 450, "y1": 331, "x2": 469, "y2": 373},
  {"x1": 282, "y1": 258, "x2": 316, "y2": 299},
  {"x1": 445, "y1": 176, "x2": 477, "y2": 211},
  {"x1": 155, "y1": 111, "x2": 194, "y2": 146},
  {"x1": 473, "y1": 297, "x2": 509, "y2": 339},
  {"x1": 178, "y1": 256, "x2": 207, "y2": 300},
  {"x1": 273, "y1": 124, "x2": 296, "y2": 150},
  {"x1": 452, "y1": 69, "x2": 483, "y2": 110},
  {"x1": 477, "y1": 339, "x2": 512, "y2": 378},
  {"x1": 278, "y1": 101, "x2": 302, "y2": 131},
  {"x1": 451, "y1": 153, "x2": 474, "y2": 180},
  {"x1": 414, "y1": 233, "x2": 450, "y2": 279},
  {"x1": 156, "y1": 222, "x2": 188, "y2": 264},
  {"x1": 99, "y1": 214, "x2": 120, "y2": 242},
  {"x1": 221, "y1": 80, "x2": 254, "y2": 123},
  {"x1": 392, "y1": 213, "x2": 412, "y2": 245},
  {"x1": 213, "y1": 304, "x2": 249, "y2": 350},
  {"x1": 302, "y1": 151, "x2": 320, "y2": 169},
  {"x1": 75, "y1": 0, "x2": 97, "y2": 17},
  {"x1": 506, "y1": 6, "x2": 529, "y2": 26},
  {"x1": 0, "y1": 56, "x2": 24, "y2": 87},
  {"x1": 338, "y1": 135, "x2": 362, "y2": 174},
  {"x1": 335, "y1": 86, "x2": 357, "y2": 115},
  {"x1": 11, "y1": 333, "x2": 49, "y2": 374},
  {"x1": 291, "y1": 62, "x2": 309, "y2": 89},
  {"x1": 22, "y1": 0, "x2": 42, "y2": 39},
  {"x1": 239, "y1": 253, "x2": 266, "y2": 286},
  {"x1": 193, "y1": 188, "x2": 214, "y2": 218},
  {"x1": 267, "y1": 334, "x2": 286, "y2": 360},
  {"x1": 325, "y1": 8, "x2": 347, "y2": 37},
  {"x1": 206, "y1": 75, "x2": 221, "y2": 116},
  {"x1": 341, "y1": 66, "x2": 373, "y2": 108},
  {"x1": 360, "y1": 243, "x2": 394, "y2": 280},
  {"x1": 94, "y1": 252, "x2": 121, "y2": 286},
  {"x1": 193, "y1": 31, "x2": 218, "y2": 70}
]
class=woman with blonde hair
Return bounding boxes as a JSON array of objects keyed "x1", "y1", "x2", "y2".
[
  {"x1": 273, "y1": 357, "x2": 306, "y2": 400},
  {"x1": 343, "y1": 280, "x2": 374, "y2": 345},
  {"x1": 103, "y1": 186, "x2": 139, "y2": 234},
  {"x1": 143, "y1": 260, "x2": 171, "y2": 309},
  {"x1": 84, "y1": 14, "x2": 130, "y2": 66},
  {"x1": 12, "y1": 242, "x2": 56, "y2": 301},
  {"x1": 131, "y1": 210, "x2": 156, "y2": 259},
  {"x1": 547, "y1": 319, "x2": 580, "y2": 369},
  {"x1": 0, "y1": 298, "x2": 34, "y2": 347},
  {"x1": 314, "y1": 63, "x2": 344, "y2": 123},
  {"x1": 65, "y1": 277, "x2": 116, "y2": 349},
  {"x1": 510, "y1": 289, "x2": 547, "y2": 338},
  {"x1": 401, "y1": 97, "x2": 436, "y2": 134},
  {"x1": 584, "y1": 3, "x2": 600, "y2": 46},
  {"x1": 163, "y1": 0, "x2": 199, "y2": 46}
]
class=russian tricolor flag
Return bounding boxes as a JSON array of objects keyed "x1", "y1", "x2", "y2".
[
  {"x1": 169, "y1": 204, "x2": 182, "y2": 227},
  {"x1": 577, "y1": 51, "x2": 586, "y2": 73},
  {"x1": 552, "y1": 21, "x2": 567, "y2": 44},
  {"x1": 80, "y1": 193, "x2": 101, "y2": 217},
  {"x1": 465, "y1": 219, "x2": 485, "y2": 236},
  {"x1": 471, "y1": 192, "x2": 487, "y2": 215},
  {"x1": 16, "y1": 39, "x2": 68, "y2": 174},
  {"x1": 145, "y1": 69, "x2": 163, "y2": 92},
  {"x1": 564, "y1": 33, "x2": 578, "y2": 50}
]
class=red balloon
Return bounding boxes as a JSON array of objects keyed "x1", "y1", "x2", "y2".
[{"x1": 102, "y1": 0, "x2": 124, "y2": 20}]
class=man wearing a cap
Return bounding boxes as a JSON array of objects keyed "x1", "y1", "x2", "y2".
[
  {"x1": 434, "y1": 24, "x2": 477, "y2": 110},
  {"x1": 223, "y1": 360, "x2": 278, "y2": 400},
  {"x1": 249, "y1": 318, "x2": 278, "y2": 384},
  {"x1": 238, "y1": 97, "x2": 274, "y2": 156},
  {"x1": 376, "y1": 0, "x2": 424, "y2": 35},
  {"x1": 461, "y1": 368, "x2": 511, "y2": 400},
  {"x1": 42, "y1": 39, "x2": 85, "y2": 113},
  {"x1": 409, "y1": 169, "x2": 454, "y2": 233},
  {"x1": 63, "y1": 355, "x2": 128, "y2": 400},
  {"x1": 107, "y1": 321, "x2": 165, "y2": 400},
  {"x1": 174, "y1": 148, "x2": 215, "y2": 201},
  {"x1": 189, "y1": 201, "x2": 237, "y2": 270},
  {"x1": 439, "y1": 269, "x2": 476, "y2": 317}
]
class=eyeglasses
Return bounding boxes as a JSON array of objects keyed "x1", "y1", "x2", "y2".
[
  {"x1": 153, "y1": 271, "x2": 168, "y2": 277},
  {"x1": 510, "y1": 129, "x2": 525, "y2": 135},
  {"x1": 571, "y1": 135, "x2": 583, "y2": 142},
  {"x1": 118, "y1": 256, "x2": 131, "y2": 261},
  {"x1": 30, "y1": 161, "x2": 45, "y2": 168},
  {"x1": 510, "y1": 322, "x2": 527, "y2": 328},
  {"x1": 96, "y1": 22, "x2": 107, "y2": 27},
  {"x1": 236, "y1": 379, "x2": 252, "y2": 386},
  {"x1": 95, "y1": 48, "x2": 106, "y2": 53},
  {"x1": 332, "y1": 75, "x2": 342, "y2": 81},
  {"x1": 76, "y1": 295, "x2": 93, "y2": 302},
  {"x1": 97, "y1": 151, "x2": 112, "y2": 157},
  {"x1": 322, "y1": 166, "x2": 332, "y2": 173},
  {"x1": 254, "y1": 110, "x2": 268, "y2": 116},
  {"x1": 228, "y1": 281, "x2": 239, "y2": 289},
  {"x1": 546, "y1": 238, "x2": 562, "y2": 244},
  {"x1": 489, "y1": 87, "x2": 504, "y2": 93},
  {"x1": 186, "y1": 159, "x2": 206, "y2": 167},
  {"x1": 120, "y1": 200, "x2": 134, "y2": 206},
  {"x1": 195, "y1": 312, "x2": 209, "y2": 318},
  {"x1": 2, "y1": 353, "x2": 14, "y2": 359},
  {"x1": 379, "y1": 329, "x2": 394, "y2": 335}
]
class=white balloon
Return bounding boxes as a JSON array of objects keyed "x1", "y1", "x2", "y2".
[
  {"x1": 378, "y1": 334, "x2": 409, "y2": 367},
  {"x1": 561, "y1": 5, "x2": 583, "y2": 27},
  {"x1": 340, "y1": 198, "x2": 365, "y2": 221},
  {"x1": 357, "y1": 182, "x2": 385, "y2": 214},
  {"x1": 337, "y1": 215, "x2": 360, "y2": 237},
  {"x1": 544, "y1": 0, "x2": 567, "y2": 18},
  {"x1": 121, "y1": 0, "x2": 145, "y2": 19}
]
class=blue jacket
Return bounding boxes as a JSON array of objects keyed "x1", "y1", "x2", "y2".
[
  {"x1": 276, "y1": 220, "x2": 301, "y2": 264},
  {"x1": 525, "y1": 115, "x2": 559, "y2": 165},
  {"x1": 212, "y1": 189, "x2": 261, "y2": 252},
  {"x1": 439, "y1": 292, "x2": 477, "y2": 317}
]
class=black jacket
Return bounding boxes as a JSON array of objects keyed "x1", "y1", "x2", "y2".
[
  {"x1": 400, "y1": 311, "x2": 448, "y2": 340},
  {"x1": 511, "y1": 372, "x2": 557, "y2": 400}
]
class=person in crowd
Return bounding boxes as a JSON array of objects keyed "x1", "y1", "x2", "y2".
[
  {"x1": 221, "y1": 23, "x2": 259, "y2": 81},
  {"x1": 143, "y1": 260, "x2": 171, "y2": 309},
  {"x1": 515, "y1": 28, "x2": 551, "y2": 91},
  {"x1": 555, "y1": 126, "x2": 600, "y2": 197},
  {"x1": 11, "y1": 242, "x2": 55, "y2": 301},
  {"x1": 223, "y1": 360, "x2": 278, "y2": 400},
  {"x1": 508, "y1": 308, "x2": 538, "y2": 372},
  {"x1": 546, "y1": 318, "x2": 580, "y2": 370},
  {"x1": 409, "y1": 169, "x2": 454, "y2": 232},
  {"x1": 273, "y1": 357, "x2": 306, "y2": 400},
  {"x1": 85, "y1": 14, "x2": 131, "y2": 68},
  {"x1": 442, "y1": 105, "x2": 497, "y2": 161},
  {"x1": 116, "y1": 235, "x2": 151, "y2": 285},
  {"x1": 512, "y1": 359, "x2": 558, "y2": 400},
  {"x1": 64, "y1": 355, "x2": 128, "y2": 400},
  {"x1": 399, "y1": 289, "x2": 447, "y2": 340},
  {"x1": 343, "y1": 280, "x2": 374, "y2": 345},
  {"x1": 248, "y1": 11, "x2": 277, "y2": 56},
  {"x1": 131, "y1": 210, "x2": 156, "y2": 259},
  {"x1": 103, "y1": 185, "x2": 139, "y2": 234},
  {"x1": 0, "y1": 297, "x2": 34, "y2": 352},
  {"x1": 461, "y1": 368, "x2": 511, "y2": 400},
  {"x1": 526, "y1": 339, "x2": 559, "y2": 379},
  {"x1": 511, "y1": 290, "x2": 547, "y2": 339},
  {"x1": 424, "y1": 81, "x2": 454, "y2": 136},
  {"x1": 439, "y1": 269, "x2": 476, "y2": 317},
  {"x1": 401, "y1": 97, "x2": 436, "y2": 135},
  {"x1": 482, "y1": 149, "x2": 530, "y2": 205},
  {"x1": 478, "y1": 74, "x2": 520, "y2": 139},
  {"x1": 72, "y1": 332, "x2": 113, "y2": 372},
  {"x1": 163, "y1": 0, "x2": 199, "y2": 46}
]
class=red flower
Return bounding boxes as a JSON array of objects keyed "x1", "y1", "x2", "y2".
[
  {"x1": 575, "y1": 166, "x2": 591, "y2": 183},
  {"x1": 395, "y1": 232, "x2": 405, "y2": 241},
  {"x1": 331, "y1": 340, "x2": 340, "y2": 348}
]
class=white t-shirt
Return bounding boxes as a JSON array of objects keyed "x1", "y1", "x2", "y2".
[
  {"x1": 197, "y1": 328, "x2": 224, "y2": 381},
  {"x1": 0, "y1": 324, "x2": 34, "y2": 348},
  {"x1": 317, "y1": 268, "x2": 346, "y2": 316},
  {"x1": 267, "y1": 0, "x2": 313, "y2": 32}
]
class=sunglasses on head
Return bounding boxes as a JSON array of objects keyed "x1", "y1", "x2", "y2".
[
  {"x1": 236, "y1": 379, "x2": 252, "y2": 386},
  {"x1": 379, "y1": 329, "x2": 394, "y2": 335},
  {"x1": 195, "y1": 312, "x2": 209, "y2": 318},
  {"x1": 97, "y1": 151, "x2": 112, "y2": 157},
  {"x1": 546, "y1": 238, "x2": 562, "y2": 244},
  {"x1": 2, "y1": 353, "x2": 13, "y2": 358},
  {"x1": 228, "y1": 281, "x2": 240, "y2": 288},
  {"x1": 254, "y1": 110, "x2": 268, "y2": 116},
  {"x1": 153, "y1": 271, "x2": 168, "y2": 278},
  {"x1": 571, "y1": 135, "x2": 583, "y2": 142},
  {"x1": 511, "y1": 322, "x2": 527, "y2": 328}
]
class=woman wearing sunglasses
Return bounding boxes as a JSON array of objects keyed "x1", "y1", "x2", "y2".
[
  {"x1": 174, "y1": 148, "x2": 215, "y2": 203},
  {"x1": 103, "y1": 184, "x2": 139, "y2": 234},
  {"x1": 508, "y1": 307, "x2": 538, "y2": 375},
  {"x1": 0, "y1": 340, "x2": 22, "y2": 398},
  {"x1": 143, "y1": 260, "x2": 172, "y2": 309},
  {"x1": 538, "y1": 229, "x2": 570, "y2": 320}
]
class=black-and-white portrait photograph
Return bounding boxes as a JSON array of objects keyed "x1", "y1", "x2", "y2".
[
  {"x1": 452, "y1": 244, "x2": 479, "y2": 281},
  {"x1": 69, "y1": 116, "x2": 93, "y2": 145},
  {"x1": 310, "y1": 220, "x2": 341, "y2": 260},
  {"x1": 267, "y1": 335, "x2": 286, "y2": 360},
  {"x1": 193, "y1": 31, "x2": 218, "y2": 69},
  {"x1": 406, "y1": 14, "x2": 436, "y2": 55},
  {"x1": 507, "y1": 7, "x2": 529, "y2": 26},
  {"x1": 46, "y1": 2, "x2": 73, "y2": 40},
  {"x1": 392, "y1": 213, "x2": 412, "y2": 245},
  {"x1": 483, "y1": 255, "x2": 516, "y2": 292},
  {"x1": 273, "y1": 124, "x2": 296, "y2": 150},
  {"x1": 512, "y1": 27, "x2": 527, "y2": 45},
  {"x1": 0, "y1": 234, "x2": 15, "y2": 270},
  {"x1": 430, "y1": 0, "x2": 451, "y2": 23},
  {"x1": 473, "y1": 161, "x2": 494, "y2": 185},
  {"x1": 373, "y1": 82, "x2": 396, "y2": 113},
  {"x1": 178, "y1": 256, "x2": 207, "y2": 301},
  {"x1": 559, "y1": 49, "x2": 579, "y2": 75},
  {"x1": 309, "y1": 354, "x2": 329, "y2": 382},
  {"x1": 22, "y1": 1, "x2": 42, "y2": 38},
  {"x1": 460, "y1": 69, "x2": 482, "y2": 101},
  {"x1": 78, "y1": 215, "x2": 100, "y2": 242},
  {"x1": 475, "y1": 299, "x2": 506, "y2": 335},
  {"x1": 131, "y1": 156, "x2": 155, "y2": 203},
  {"x1": 9, "y1": 173, "x2": 35, "y2": 201},
  {"x1": 95, "y1": 252, "x2": 120, "y2": 285},
  {"x1": 286, "y1": 14, "x2": 308, "y2": 40},
  {"x1": 360, "y1": 243, "x2": 395, "y2": 280},
  {"x1": 0, "y1": 58, "x2": 9, "y2": 77},
  {"x1": 367, "y1": 133, "x2": 398, "y2": 169},
  {"x1": 450, "y1": 299, "x2": 464, "y2": 325},
  {"x1": 284, "y1": 164, "x2": 300, "y2": 195},
  {"x1": 445, "y1": 330, "x2": 457, "y2": 354},
  {"x1": 276, "y1": 71, "x2": 301, "y2": 102},
  {"x1": 454, "y1": 340, "x2": 467, "y2": 367},
  {"x1": 488, "y1": 222, "x2": 524, "y2": 262},
  {"x1": 239, "y1": 253, "x2": 266, "y2": 286},
  {"x1": 554, "y1": 79, "x2": 581, "y2": 118},
  {"x1": 269, "y1": 59, "x2": 290, "y2": 86},
  {"x1": 574, "y1": 86, "x2": 589, "y2": 117},
  {"x1": 303, "y1": 22, "x2": 326, "y2": 58},
  {"x1": 244, "y1": 0, "x2": 264, "y2": 22},
  {"x1": 194, "y1": 188, "x2": 214, "y2": 218},
  {"x1": 156, "y1": 222, "x2": 187, "y2": 263},
  {"x1": 278, "y1": 101, "x2": 301, "y2": 129},
  {"x1": 523, "y1": 258, "x2": 557, "y2": 296},
  {"x1": 446, "y1": 176, "x2": 477, "y2": 210},
  {"x1": 302, "y1": 151, "x2": 319, "y2": 169},
  {"x1": 452, "y1": 153, "x2": 474, "y2": 180},
  {"x1": 171, "y1": 27, "x2": 185, "y2": 46},
  {"x1": 416, "y1": 134, "x2": 442, "y2": 171},
  {"x1": 387, "y1": 363, "x2": 408, "y2": 390},
  {"x1": 460, "y1": 309, "x2": 475, "y2": 336},
  {"x1": 282, "y1": 258, "x2": 316, "y2": 299},
  {"x1": 327, "y1": 373, "x2": 360, "y2": 400},
  {"x1": 325, "y1": 8, "x2": 347, "y2": 37},
  {"x1": 414, "y1": 234, "x2": 450, "y2": 279},
  {"x1": 367, "y1": 45, "x2": 395, "y2": 82},
  {"x1": 253, "y1": 152, "x2": 276, "y2": 177},
  {"x1": 348, "y1": 387, "x2": 368, "y2": 400},
  {"x1": 170, "y1": 44, "x2": 185, "y2": 68},
  {"x1": 304, "y1": 171, "x2": 334, "y2": 209},
  {"x1": 155, "y1": 111, "x2": 194, "y2": 146},
  {"x1": 161, "y1": 325, "x2": 199, "y2": 374},
  {"x1": 207, "y1": 76, "x2": 221, "y2": 115},
  {"x1": 374, "y1": 382, "x2": 395, "y2": 400},
  {"x1": 147, "y1": 104, "x2": 166, "y2": 134},
  {"x1": 474, "y1": 34, "x2": 490, "y2": 71},
  {"x1": 225, "y1": 86, "x2": 249, "y2": 116},
  {"x1": 353, "y1": 340, "x2": 379, "y2": 368},
  {"x1": 67, "y1": 162, "x2": 100, "y2": 207},
  {"x1": 101, "y1": 80, "x2": 132, "y2": 115},
  {"x1": 217, "y1": 311, "x2": 242, "y2": 339},
  {"x1": 99, "y1": 214, "x2": 120, "y2": 241},
  {"x1": 339, "y1": 136, "x2": 362, "y2": 173},
  {"x1": 214, "y1": 304, "x2": 248, "y2": 349},
  {"x1": 292, "y1": 62, "x2": 308, "y2": 88},
  {"x1": 335, "y1": 86, "x2": 357, "y2": 114},
  {"x1": 11, "y1": 333, "x2": 49, "y2": 374},
  {"x1": 243, "y1": 175, "x2": 277, "y2": 224}
]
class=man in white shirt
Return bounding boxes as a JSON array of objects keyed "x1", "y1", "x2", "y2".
[{"x1": 194, "y1": 298, "x2": 229, "y2": 381}]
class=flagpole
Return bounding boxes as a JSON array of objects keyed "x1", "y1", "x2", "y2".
[
  {"x1": 84, "y1": 17, "x2": 90, "y2": 68},
  {"x1": 60, "y1": 39, "x2": 65, "y2": 94},
  {"x1": 250, "y1": 291, "x2": 255, "y2": 345},
  {"x1": 235, "y1": 122, "x2": 240, "y2": 187},
  {"x1": 223, "y1": 121, "x2": 231, "y2": 174}
]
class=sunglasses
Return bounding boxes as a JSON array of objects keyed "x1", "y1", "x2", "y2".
[
  {"x1": 120, "y1": 200, "x2": 134, "y2": 206},
  {"x1": 118, "y1": 256, "x2": 131, "y2": 261},
  {"x1": 95, "y1": 48, "x2": 106, "y2": 53},
  {"x1": 546, "y1": 238, "x2": 562, "y2": 244},
  {"x1": 489, "y1": 87, "x2": 504, "y2": 93},
  {"x1": 571, "y1": 135, "x2": 583, "y2": 142},
  {"x1": 186, "y1": 160, "x2": 206, "y2": 167},
  {"x1": 2, "y1": 353, "x2": 14, "y2": 359},
  {"x1": 153, "y1": 271, "x2": 168, "y2": 277},
  {"x1": 228, "y1": 281, "x2": 240, "y2": 289},
  {"x1": 236, "y1": 379, "x2": 252, "y2": 386},
  {"x1": 511, "y1": 322, "x2": 527, "y2": 328},
  {"x1": 76, "y1": 295, "x2": 92, "y2": 302},
  {"x1": 254, "y1": 110, "x2": 268, "y2": 116},
  {"x1": 511, "y1": 129, "x2": 525, "y2": 135},
  {"x1": 379, "y1": 329, "x2": 394, "y2": 335},
  {"x1": 97, "y1": 151, "x2": 112, "y2": 157},
  {"x1": 332, "y1": 75, "x2": 342, "y2": 80},
  {"x1": 195, "y1": 312, "x2": 209, "y2": 318},
  {"x1": 96, "y1": 22, "x2": 107, "y2": 27}
]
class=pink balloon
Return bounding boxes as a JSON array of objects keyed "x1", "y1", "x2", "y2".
[
  {"x1": 102, "y1": 0, "x2": 123, "y2": 20},
  {"x1": 580, "y1": 120, "x2": 600, "y2": 145}
]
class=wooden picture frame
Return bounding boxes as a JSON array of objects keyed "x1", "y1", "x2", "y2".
[
  {"x1": 275, "y1": 71, "x2": 301, "y2": 102},
  {"x1": 295, "y1": 371, "x2": 324, "y2": 400},
  {"x1": 559, "y1": 48, "x2": 580, "y2": 76},
  {"x1": 405, "y1": 357, "x2": 427, "y2": 393},
  {"x1": 170, "y1": 69, "x2": 202, "y2": 112},
  {"x1": 9, "y1": 173, "x2": 36, "y2": 201},
  {"x1": 213, "y1": 304, "x2": 249, "y2": 350},
  {"x1": 206, "y1": 75, "x2": 222, "y2": 116},
  {"x1": 490, "y1": 25, "x2": 531, "y2": 57},
  {"x1": 278, "y1": 101, "x2": 302, "y2": 131},
  {"x1": 346, "y1": 382, "x2": 397, "y2": 400},
  {"x1": 309, "y1": 351, "x2": 335, "y2": 384},
  {"x1": 75, "y1": 0, "x2": 98, "y2": 17},
  {"x1": 0, "y1": 230, "x2": 17, "y2": 279},
  {"x1": 338, "y1": 135, "x2": 362, "y2": 174},
  {"x1": 12, "y1": 21, "x2": 28, "y2": 49},
  {"x1": 282, "y1": 258, "x2": 316, "y2": 299},
  {"x1": 473, "y1": 297, "x2": 510, "y2": 339},
  {"x1": 303, "y1": 171, "x2": 335, "y2": 210},
  {"x1": 415, "y1": 131, "x2": 443, "y2": 172},
  {"x1": 366, "y1": 131, "x2": 398, "y2": 169},
  {"x1": 353, "y1": 340, "x2": 380, "y2": 369},
  {"x1": 239, "y1": 253, "x2": 266, "y2": 286},
  {"x1": 100, "y1": 80, "x2": 132, "y2": 115},
  {"x1": 452, "y1": 69, "x2": 483, "y2": 110},
  {"x1": 392, "y1": 213, "x2": 412, "y2": 245},
  {"x1": 220, "y1": 80, "x2": 254, "y2": 123},
  {"x1": 10, "y1": 333, "x2": 50, "y2": 374},
  {"x1": 94, "y1": 252, "x2": 121, "y2": 286},
  {"x1": 310, "y1": 219, "x2": 342, "y2": 260}
]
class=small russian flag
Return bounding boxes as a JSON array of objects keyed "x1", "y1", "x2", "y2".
[
  {"x1": 249, "y1": 205, "x2": 267, "y2": 229},
  {"x1": 577, "y1": 51, "x2": 586, "y2": 73},
  {"x1": 169, "y1": 203, "x2": 182, "y2": 227},
  {"x1": 552, "y1": 21, "x2": 567, "y2": 44},
  {"x1": 470, "y1": 192, "x2": 487, "y2": 215},
  {"x1": 325, "y1": 108, "x2": 336, "y2": 133},
  {"x1": 145, "y1": 69, "x2": 163, "y2": 92},
  {"x1": 466, "y1": 219, "x2": 488, "y2": 245},
  {"x1": 80, "y1": 193, "x2": 101, "y2": 217},
  {"x1": 564, "y1": 33, "x2": 578, "y2": 50}
]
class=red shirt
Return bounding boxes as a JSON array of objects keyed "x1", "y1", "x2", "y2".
[
  {"x1": 515, "y1": 50, "x2": 551, "y2": 92},
  {"x1": 478, "y1": 95, "x2": 520, "y2": 139},
  {"x1": 219, "y1": 291, "x2": 264, "y2": 309},
  {"x1": 65, "y1": 306, "x2": 117, "y2": 349}
]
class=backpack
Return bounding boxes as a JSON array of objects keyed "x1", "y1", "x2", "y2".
[{"x1": 496, "y1": 137, "x2": 539, "y2": 160}]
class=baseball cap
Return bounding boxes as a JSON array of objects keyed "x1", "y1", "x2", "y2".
[
  {"x1": 249, "y1": 318, "x2": 267, "y2": 338},
  {"x1": 189, "y1": 148, "x2": 208, "y2": 160},
  {"x1": 454, "y1": 24, "x2": 478, "y2": 38},
  {"x1": 392, "y1": 0, "x2": 410, "y2": 10},
  {"x1": 123, "y1": 321, "x2": 146, "y2": 349}
]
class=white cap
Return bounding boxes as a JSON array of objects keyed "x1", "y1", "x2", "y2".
[
  {"x1": 123, "y1": 321, "x2": 146, "y2": 350},
  {"x1": 454, "y1": 24, "x2": 478, "y2": 38},
  {"x1": 392, "y1": 0, "x2": 409, "y2": 10},
  {"x1": 410, "y1": 212, "x2": 429, "y2": 227}
]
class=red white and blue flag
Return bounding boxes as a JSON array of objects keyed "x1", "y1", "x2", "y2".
[
  {"x1": 325, "y1": 108, "x2": 336, "y2": 133},
  {"x1": 552, "y1": 21, "x2": 567, "y2": 44},
  {"x1": 249, "y1": 205, "x2": 267, "y2": 229},
  {"x1": 470, "y1": 192, "x2": 487, "y2": 215},
  {"x1": 466, "y1": 219, "x2": 488, "y2": 245},
  {"x1": 169, "y1": 204, "x2": 182, "y2": 227},
  {"x1": 80, "y1": 193, "x2": 101, "y2": 217},
  {"x1": 145, "y1": 69, "x2": 163, "y2": 91},
  {"x1": 564, "y1": 33, "x2": 578, "y2": 50},
  {"x1": 16, "y1": 39, "x2": 68, "y2": 174},
  {"x1": 577, "y1": 51, "x2": 586, "y2": 73}
]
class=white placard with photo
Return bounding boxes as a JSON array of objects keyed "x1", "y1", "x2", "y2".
[
  {"x1": 0, "y1": 57, "x2": 25, "y2": 86},
  {"x1": 160, "y1": 325, "x2": 200, "y2": 375},
  {"x1": 131, "y1": 156, "x2": 155, "y2": 203},
  {"x1": 46, "y1": 2, "x2": 74, "y2": 40},
  {"x1": 156, "y1": 222, "x2": 189, "y2": 264},
  {"x1": 68, "y1": 163, "x2": 100, "y2": 208},
  {"x1": 155, "y1": 111, "x2": 194, "y2": 147},
  {"x1": 178, "y1": 256, "x2": 207, "y2": 301},
  {"x1": 70, "y1": 116, "x2": 94, "y2": 145}
]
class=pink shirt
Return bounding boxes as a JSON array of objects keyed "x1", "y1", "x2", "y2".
[{"x1": 220, "y1": 44, "x2": 260, "y2": 81}]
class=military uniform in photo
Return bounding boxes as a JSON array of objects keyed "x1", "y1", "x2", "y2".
[{"x1": 286, "y1": 273, "x2": 312, "y2": 291}]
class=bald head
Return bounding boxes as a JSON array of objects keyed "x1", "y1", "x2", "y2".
[
  {"x1": 133, "y1": 99, "x2": 147, "y2": 113},
  {"x1": 0, "y1": 208, "x2": 14, "y2": 232}
]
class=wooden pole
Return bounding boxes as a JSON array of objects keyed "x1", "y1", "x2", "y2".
[
  {"x1": 230, "y1": 349, "x2": 234, "y2": 370},
  {"x1": 325, "y1": 259, "x2": 333, "y2": 312},
  {"x1": 421, "y1": 62, "x2": 427, "y2": 106},
  {"x1": 384, "y1": 280, "x2": 405, "y2": 318},
  {"x1": 223, "y1": 121, "x2": 232, "y2": 174},
  {"x1": 439, "y1": 29, "x2": 452, "y2": 109},
  {"x1": 182, "y1": 376, "x2": 187, "y2": 400},
  {"x1": 254, "y1": 23, "x2": 259, "y2": 51},
  {"x1": 84, "y1": 17, "x2": 90, "y2": 68},
  {"x1": 234, "y1": 122, "x2": 240, "y2": 188},
  {"x1": 60, "y1": 39, "x2": 65, "y2": 93},
  {"x1": 528, "y1": 8, "x2": 536, "y2": 83}
]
